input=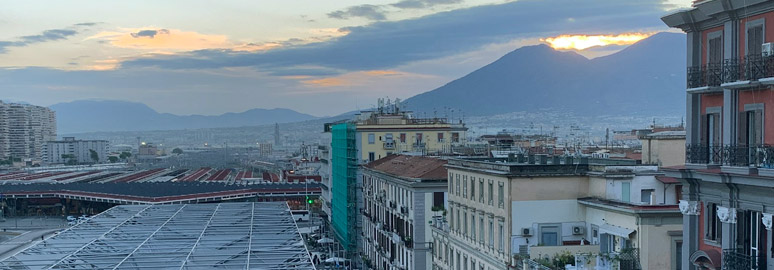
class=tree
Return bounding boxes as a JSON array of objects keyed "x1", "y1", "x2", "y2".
[
  {"x1": 89, "y1": 149, "x2": 99, "y2": 163},
  {"x1": 119, "y1": 152, "x2": 132, "y2": 160},
  {"x1": 172, "y1": 148, "x2": 183, "y2": 155},
  {"x1": 108, "y1": 156, "x2": 119, "y2": 163},
  {"x1": 61, "y1": 154, "x2": 77, "y2": 165}
]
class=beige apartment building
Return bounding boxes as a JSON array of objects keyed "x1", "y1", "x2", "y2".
[
  {"x1": 361, "y1": 155, "x2": 447, "y2": 270},
  {"x1": 640, "y1": 130, "x2": 685, "y2": 167},
  {"x1": 0, "y1": 101, "x2": 56, "y2": 161},
  {"x1": 431, "y1": 156, "x2": 682, "y2": 270}
]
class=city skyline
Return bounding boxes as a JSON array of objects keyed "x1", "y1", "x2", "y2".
[{"x1": 1, "y1": 0, "x2": 690, "y2": 117}]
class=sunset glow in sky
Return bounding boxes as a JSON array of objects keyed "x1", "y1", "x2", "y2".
[
  {"x1": 0, "y1": 0, "x2": 692, "y2": 116},
  {"x1": 542, "y1": 33, "x2": 655, "y2": 50}
]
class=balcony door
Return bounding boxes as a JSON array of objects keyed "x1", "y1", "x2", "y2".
[
  {"x1": 739, "y1": 107, "x2": 764, "y2": 165},
  {"x1": 738, "y1": 210, "x2": 767, "y2": 269}
]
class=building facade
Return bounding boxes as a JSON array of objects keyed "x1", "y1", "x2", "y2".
[
  {"x1": 432, "y1": 157, "x2": 682, "y2": 270},
  {"x1": 640, "y1": 130, "x2": 686, "y2": 167},
  {"x1": 324, "y1": 104, "x2": 467, "y2": 254},
  {"x1": 361, "y1": 155, "x2": 447, "y2": 270},
  {"x1": 0, "y1": 101, "x2": 56, "y2": 161},
  {"x1": 663, "y1": 1, "x2": 774, "y2": 269},
  {"x1": 42, "y1": 137, "x2": 110, "y2": 164}
]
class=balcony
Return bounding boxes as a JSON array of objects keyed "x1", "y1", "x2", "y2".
[
  {"x1": 722, "y1": 249, "x2": 766, "y2": 270},
  {"x1": 686, "y1": 144, "x2": 774, "y2": 168},
  {"x1": 688, "y1": 56, "x2": 774, "y2": 89},
  {"x1": 688, "y1": 64, "x2": 723, "y2": 88}
]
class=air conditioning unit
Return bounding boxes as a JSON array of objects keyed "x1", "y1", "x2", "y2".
[
  {"x1": 763, "y1": 43, "x2": 774, "y2": 57},
  {"x1": 521, "y1": 228, "x2": 533, "y2": 236},
  {"x1": 572, "y1": 225, "x2": 586, "y2": 235}
]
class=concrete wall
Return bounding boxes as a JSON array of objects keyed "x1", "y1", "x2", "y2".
[
  {"x1": 599, "y1": 175, "x2": 677, "y2": 205},
  {"x1": 641, "y1": 138, "x2": 686, "y2": 167},
  {"x1": 511, "y1": 200, "x2": 586, "y2": 249},
  {"x1": 639, "y1": 223, "x2": 683, "y2": 270}
]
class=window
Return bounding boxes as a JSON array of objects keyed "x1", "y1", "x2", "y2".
[
  {"x1": 540, "y1": 225, "x2": 559, "y2": 246},
  {"x1": 463, "y1": 211, "x2": 468, "y2": 237},
  {"x1": 368, "y1": 152, "x2": 375, "y2": 162},
  {"x1": 449, "y1": 173, "x2": 453, "y2": 193},
  {"x1": 463, "y1": 175, "x2": 467, "y2": 198},
  {"x1": 456, "y1": 174, "x2": 460, "y2": 196},
  {"x1": 621, "y1": 182, "x2": 630, "y2": 202},
  {"x1": 456, "y1": 209, "x2": 461, "y2": 233},
  {"x1": 701, "y1": 111, "x2": 721, "y2": 164},
  {"x1": 479, "y1": 179, "x2": 484, "y2": 203},
  {"x1": 385, "y1": 133, "x2": 393, "y2": 142},
  {"x1": 470, "y1": 178, "x2": 475, "y2": 200},
  {"x1": 471, "y1": 213, "x2": 476, "y2": 242},
  {"x1": 498, "y1": 182, "x2": 504, "y2": 208},
  {"x1": 740, "y1": 107, "x2": 764, "y2": 147},
  {"x1": 479, "y1": 216, "x2": 484, "y2": 244},
  {"x1": 705, "y1": 203, "x2": 722, "y2": 242},
  {"x1": 368, "y1": 133, "x2": 375, "y2": 144},
  {"x1": 498, "y1": 222, "x2": 504, "y2": 252},
  {"x1": 449, "y1": 205, "x2": 454, "y2": 231},
  {"x1": 438, "y1": 132, "x2": 444, "y2": 142},
  {"x1": 708, "y1": 34, "x2": 722, "y2": 65},
  {"x1": 488, "y1": 219, "x2": 494, "y2": 248},
  {"x1": 452, "y1": 132, "x2": 460, "y2": 143},
  {"x1": 416, "y1": 133, "x2": 423, "y2": 144},
  {"x1": 400, "y1": 133, "x2": 407, "y2": 143},
  {"x1": 747, "y1": 23, "x2": 764, "y2": 57},
  {"x1": 641, "y1": 189, "x2": 654, "y2": 204},
  {"x1": 488, "y1": 181, "x2": 493, "y2": 205}
]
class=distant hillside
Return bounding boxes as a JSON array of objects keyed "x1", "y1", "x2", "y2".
[
  {"x1": 402, "y1": 32, "x2": 686, "y2": 117},
  {"x1": 51, "y1": 100, "x2": 318, "y2": 134}
]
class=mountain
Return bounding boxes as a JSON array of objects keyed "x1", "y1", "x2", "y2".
[
  {"x1": 402, "y1": 32, "x2": 686, "y2": 117},
  {"x1": 51, "y1": 100, "x2": 318, "y2": 134}
]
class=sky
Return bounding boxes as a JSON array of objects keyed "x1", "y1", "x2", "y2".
[{"x1": 0, "y1": 0, "x2": 692, "y2": 116}]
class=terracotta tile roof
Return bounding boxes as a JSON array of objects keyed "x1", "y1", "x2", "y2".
[
  {"x1": 364, "y1": 155, "x2": 447, "y2": 180},
  {"x1": 656, "y1": 175, "x2": 680, "y2": 184}
]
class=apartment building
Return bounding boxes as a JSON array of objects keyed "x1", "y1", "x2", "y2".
[
  {"x1": 361, "y1": 155, "x2": 447, "y2": 270},
  {"x1": 431, "y1": 156, "x2": 682, "y2": 270},
  {"x1": 640, "y1": 130, "x2": 686, "y2": 167},
  {"x1": 0, "y1": 101, "x2": 56, "y2": 161},
  {"x1": 42, "y1": 137, "x2": 110, "y2": 164},
  {"x1": 324, "y1": 99, "x2": 467, "y2": 253},
  {"x1": 663, "y1": 1, "x2": 774, "y2": 269}
]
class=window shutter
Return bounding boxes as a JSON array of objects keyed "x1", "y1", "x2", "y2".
[
  {"x1": 600, "y1": 234, "x2": 610, "y2": 253},
  {"x1": 754, "y1": 109, "x2": 764, "y2": 145},
  {"x1": 739, "y1": 112, "x2": 749, "y2": 145},
  {"x1": 701, "y1": 114, "x2": 709, "y2": 145}
]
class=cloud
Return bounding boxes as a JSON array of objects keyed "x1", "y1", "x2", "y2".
[
  {"x1": 328, "y1": 5, "x2": 387, "y2": 21},
  {"x1": 130, "y1": 29, "x2": 169, "y2": 38},
  {"x1": 391, "y1": 0, "x2": 462, "y2": 9},
  {"x1": 0, "y1": 24, "x2": 86, "y2": 54},
  {"x1": 74, "y1": 22, "x2": 99, "y2": 27},
  {"x1": 121, "y1": 0, "x2": 672, "y2": 75}
]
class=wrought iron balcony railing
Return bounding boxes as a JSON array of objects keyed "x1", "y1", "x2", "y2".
[
  {"x1": 686, "y1": 144, "x2": 774, "y2": 168},
  {"x1": 689, "y1": 56, "x2": 774, "y2": 88},
  {"x1": 723, "y1": 249, "x2": 766, "y2": 270}
]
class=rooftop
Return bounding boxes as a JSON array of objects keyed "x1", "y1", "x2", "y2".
[
  {"x1": 364, "y1": 155, "x2": 447, "y2": 180},
  {"x1": 446, "y1": 156, "x2": 639, "y2": 176},
  {"x1": 0, "y1": 202, "x2": 315, "y2": 269}
]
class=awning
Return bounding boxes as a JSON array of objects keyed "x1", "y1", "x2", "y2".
[
  {"x1": 599, "y1": 223, "x2": 635, "y2": 238},
  {"x1": 317, "y1": 237, "x2": 334, "y2": 244}
]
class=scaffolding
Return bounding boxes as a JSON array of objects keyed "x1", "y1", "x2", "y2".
[
  {"x1": 0, "y1": 202, "x2": 315, "y2": 270},
  {"x1": 330, "y1": 123, "x2": 358, "y2": 252}
]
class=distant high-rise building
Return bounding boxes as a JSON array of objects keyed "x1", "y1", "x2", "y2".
[
  {"x1": 42, "y1": 137, "x2": 110, "y2": 164},
  {"x1": 274, "y1": 123, "x2": 281, "y2": 146},
  {"x1": 0, "y1": 101, "x2": 56, "y2": 161}
]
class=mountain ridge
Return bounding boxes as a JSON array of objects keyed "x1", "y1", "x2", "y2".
[
  {"x1": 402, "y1": 32, "x2": 686, "y2": 117},
  {"x1": 51, "y1": 100, "x2": 318, "y2": 134}
]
